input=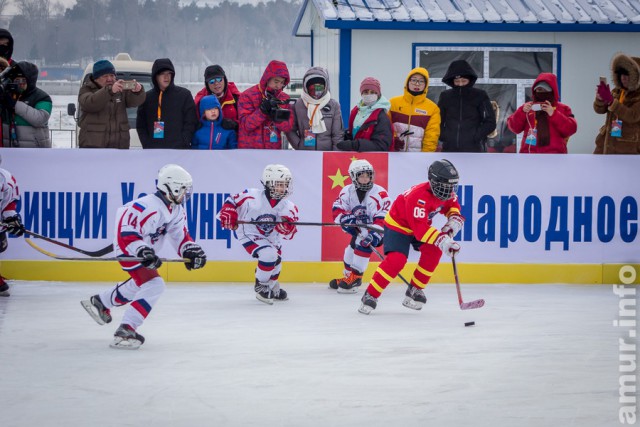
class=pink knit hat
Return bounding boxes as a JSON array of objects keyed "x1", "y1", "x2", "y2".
[{"x1": 360, "y1": 77, "x2": 381, "y2": 95}]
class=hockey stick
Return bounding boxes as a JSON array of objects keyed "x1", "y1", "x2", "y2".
[
  {"x1": 25, "y1": 238, "x2": 187, "y2": 262},
  {"x1": 452, "y1": 255, "x2": 485, "y2": 310},
  {"x1": 1, "y1": 223, "x2": 114, "y2": 257},
  {"x1": 238, "y1": 220, "x2": 383, "y2": 232},
  {"x1": 369, "y1": 245, "x2": 412, "y2": 287}
]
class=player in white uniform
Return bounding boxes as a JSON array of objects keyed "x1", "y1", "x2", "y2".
[
  {"x1": 218, "y1": 164, "x2": 299, "y2": 304},
  {"x1": 0, "y1": 160, "x2": 25, "y2": 297},
  {"x1": 81, "y1": 164, "x2": 207, "y2": 349},
  {"x1": 329, "y1": 159, "x2": 390, "y2": 293}
]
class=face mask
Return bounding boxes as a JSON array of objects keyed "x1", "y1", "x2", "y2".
[
  {"x1": 0, "y1": 45, "x2": 10, "y2": 59},
  {"x1": 534, "y1": 92, "x2": 554, "y2": 103},
  {"x1": 362, "y1": 94, "x2": 378, "y2": 106}
]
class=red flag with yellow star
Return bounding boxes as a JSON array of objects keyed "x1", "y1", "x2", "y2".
[{"x1": 322, "y1": 152, "x2": 389, "y2": 261}]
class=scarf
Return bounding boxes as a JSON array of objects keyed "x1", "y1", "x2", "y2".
[
  {"x1": 352, "y1": 95, "x2": 391, "y2": 137},
  {"x1": 300, "y1": 90, "x2": 331, "y2": 133}
]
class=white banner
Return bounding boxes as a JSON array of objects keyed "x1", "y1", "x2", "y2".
[{"x1": 0, "y1": 149, "x2": 637, "y2": 264}]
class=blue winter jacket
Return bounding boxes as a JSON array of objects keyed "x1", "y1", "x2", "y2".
[{"x1": 191, "y1": 95, "x2": 238, "y2": 149}]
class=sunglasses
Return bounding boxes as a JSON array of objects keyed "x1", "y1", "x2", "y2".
[{"x1": 208, "y1": 77, "x2": 224, "y2": 84}]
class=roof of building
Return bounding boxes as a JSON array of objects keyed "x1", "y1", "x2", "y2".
[{"x1": 294, "y1": 0, "x2": 640, "y2": 34}]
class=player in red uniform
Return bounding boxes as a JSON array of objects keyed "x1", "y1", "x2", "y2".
[{"x1": 359, "y1": 159, "x2": 464, "y2": 314}]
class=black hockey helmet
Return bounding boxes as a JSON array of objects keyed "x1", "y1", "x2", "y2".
[{"x1": 428, "y1": 159, "x2": 459, "y2": 201}]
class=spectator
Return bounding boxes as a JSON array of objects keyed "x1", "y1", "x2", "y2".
[
  {"x1": 594, "y1": 53, "x2": 640, "y2": 154},
  {"x1": 136, "y1": 58, "x2": 197, "y2": 149},
  {"x1": 78, "y1": 60, "x2": 146, "y2": 149},
  {"x1": 507, "y1": 73, "x2": 577, "y2": 154},
  {"x1": 0, "y1": 29, "x2": 14, "y2": 64},
  {"x1": 337, "y1": 77, "x2": 392, "y2": 152},
  {"x1": 191, "y1": 95, "x2": 237, "y2": 150},
  {"x1": 0, "y1": 62, "x2": 52, "y2": 148},
  {"x1": 389, "y1": 68, "x2": 440, "y2": 152},
  {"x1": 238, "y1": 60, "x2": 294, "y2": 149},
  {"x1": 194, "y1": 64, "x2": 241, "y2": 132},
  {"x1": 438, "y1": 60, "x2": 496, "y2": 152},
  {"x1": 286, "y1": 66, "x2": 343, "y2": 150}
]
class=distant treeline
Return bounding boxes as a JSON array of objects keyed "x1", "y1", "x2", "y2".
[{"x1": 8, "y1": 0, "x2": 308, "y2": 66}]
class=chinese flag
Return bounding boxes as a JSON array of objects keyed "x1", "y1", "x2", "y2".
[{"x1": 321, "y1": 152, "x2": 388, "y2": 261}]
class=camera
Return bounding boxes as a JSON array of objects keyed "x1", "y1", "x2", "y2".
[
  {"x1": 531, "y1": 102, "x2": 543, "y2": 112},
  {"x1": 122, "y1": 80, "x2": 136, "y2": 90},
  {"x1": 0, "y1": 64, "x2": 21, "y2": 96},
  {"x1": 264, "y1": 94, "x2": 291, "y2": 123}
]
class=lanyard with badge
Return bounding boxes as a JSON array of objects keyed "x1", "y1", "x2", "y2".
[
  {"x1": 610, "y1": 90, "x2": 625, "y2": 138},
  {"x1": 154, "y1": 91, "x2": 164, "y2": 139},
  {"x1": 303, "y1": 104, "x2": 321, "y2": 148},
  {"x1": 525, "y1": 114, "x2": 538, "y2": 146}
]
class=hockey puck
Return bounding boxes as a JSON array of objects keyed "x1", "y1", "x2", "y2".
[{"x1": 464, "y1": 321, "x2": 475, "y2": 327}]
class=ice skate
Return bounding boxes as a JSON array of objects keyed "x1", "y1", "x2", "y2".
[
  {"x1": 0, "y1": 276, "x2": 9, "y2": 297},
  {"x1": 255, "y1": 280, "x2": 274, "y2": 305},
  {"x1": 80, "y1": 295, "x2": 112, "y2": 325},
  {"x1": 271, "y1": 281, "x2": 289, "y2": 302},
  {"x1": 328, "y1": 276, "x2": 343, "y2": 290},
  {"x1": 402, "y1": 285, "x2": 427, "y2": 310},
  {"x1": 338, "y1": 271, "x2": 362, "y2": 294},
  {"x1": 358, "y1": 291, "x2": 377, "y2": 315},
  {"x1": 110, "y1": 324, "x2": 145, "y2": 350}
]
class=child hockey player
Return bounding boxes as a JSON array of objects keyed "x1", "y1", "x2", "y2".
[
  {"x1": 329, "y1": 159, "x2": 390, "y2": 293},
  {"x1": 218, "y1": 164, "x2": 299, "y2": 304},
  {"x1": 359, "y1": 159, "x2": 464, "y2": 315},
  {"x1": 0, "y1": 158, "x2": 24, "y2": 296},
  {"x1": 81, "y1": 164, "x2": 207, "y2": 349}
]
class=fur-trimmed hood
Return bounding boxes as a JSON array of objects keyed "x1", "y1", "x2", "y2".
[{"x1": 610, "y1": 53, "x2": 640, "y2": 92}]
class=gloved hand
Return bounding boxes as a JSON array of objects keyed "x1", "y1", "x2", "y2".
[
  {"x1": 2, "y1": 92, "x2": 16, "y2": 109},
  {"x1": 219, "y1": 204, "x2": 238, "y2": 230},
  {"x1": 137, "y1": 246, "x2": 162, "y2": 270},
  {"x1": 597, "y1": 82, "x2": 613, "y2": 105},
  {"x1": 340, "y1": 213, "x2": 358, "y2": 236},
  {"x1": 221, "y1": 118, "x2": 238, "y2": 131},
  {"x1": 3, "y1": 214, "x2": 24, "y2": 237},
  {"x1": 434, "y1": 233, "x2": 461, "y2": 258},
  {"x1": 441, "y1": 214, "x2": 464, "y2": 238},
  {"x1": 337, "y1": 140, "x2": 355, "y2": 151},
  {"x1": 275, "y1": 216, "x2": 297, "y2": 236},
  {"x1": 361, "y1": 230, "x2": 382, "y2": 248},
  {"x1": 393, "y1": 137, "x2": 405, "y2": 151},
  {"x1": 342, "y1": 129, "x2": 353, "y2": 141},
  {"x1": 259, "y1": 97, "x2": 275, "y2": 116},
  {"x1": 182, "y1": 242, "x2": 207, "y2": 270}
]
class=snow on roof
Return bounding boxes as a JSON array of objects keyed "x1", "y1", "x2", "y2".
[{"x1": 306, "y1": 0, "x2": 640, "y2": 25}]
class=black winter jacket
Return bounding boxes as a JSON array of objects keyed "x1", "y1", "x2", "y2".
[{"x1": 438, "y1": 60, "x2": 496, "y2": 153}]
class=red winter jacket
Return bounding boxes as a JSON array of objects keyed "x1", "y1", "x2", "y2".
[
  {"x1": 194, "y1": 81, "x2": 241, "y2": 123},
  {"x1": 238, "y1": 60, "x2": 294, "y2": 149},
  {"x1": 507, "y1": 73, "x2": 577, "y2": 154}
]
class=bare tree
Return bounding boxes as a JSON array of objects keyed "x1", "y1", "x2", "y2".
[
  {"x1": 15, "y1": 0, "x2": 52, "y2": 19},
  {"x1": 0, "y1": 0, "x2": 10, "y2": 16}
]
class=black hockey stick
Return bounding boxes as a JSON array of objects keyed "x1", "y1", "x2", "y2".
[
  {"x1": 25, "y1": 238, "x2": 186, "y2": 262},
  {"x1": 452, "y1": 255, "x2": 485, "y2": 310},
  {"x1": 238, "y1": 220, "x2": 383, "y2": 232},
  {"x1": 369, "y1": 245, "x2": 412, "y2": 287}
]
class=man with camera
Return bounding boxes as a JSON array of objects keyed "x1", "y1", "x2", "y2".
[
  {"x1": 0, "y1": 61, "x2": 52, "y2": 148},
  {"x1": 78, "y1": 59, "x2": 146, "y2": 149},
  {"x1": 238, "y1": 60, "x2": 294, "y2": 149}
]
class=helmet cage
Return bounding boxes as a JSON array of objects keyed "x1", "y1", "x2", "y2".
[
  {"x1": 428, "y1": 159, "x2": 459, "y2": 201},
  {"x1": 348, "y1": 160, "x2": 375, "y2": 192},
  {"x1": 157, "y1": 164, "x2": 193, "y2": 205}
]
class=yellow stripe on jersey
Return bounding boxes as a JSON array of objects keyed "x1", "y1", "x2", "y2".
[
  {"x1": 415, "y1": 264, "x2": 433, "y2": 277},
  {"x1": 420, "y1": 226, "x2": 440, "y2": 244},
  {"x1": 384, "y1": 212, "x2": 413, "y2": 234},
  {"x1": 370, "y1": 278, "x2": 384, "y2": 293},
  {"x1": 446, "y1": 207, "x2": 461, "y2": 216}
]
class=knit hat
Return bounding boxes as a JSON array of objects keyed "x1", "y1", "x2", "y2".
[
  {"x1": 533, "y1": 81, "x2": 552, "y2": 92},
  {"x1": 360, "y1": 77, "x2": 381, "y2": 95},
  {"x1": 93, "y1": 60, "x2": 116, "y2": 79}
]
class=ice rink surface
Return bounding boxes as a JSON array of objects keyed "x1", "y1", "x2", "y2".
[{"x1": 0, "y1": 281, "x2": 628, "y2": 427}]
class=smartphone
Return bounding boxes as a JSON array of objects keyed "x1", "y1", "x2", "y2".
[
  {"x1": 599, "y1": 76, "x2": 607, "y2": 84},
  {"x1": 531, "y1": 103, "x2": 542, "y2": 111},
  {"x1": 122, "y1": 80, "x2": 136, "y2": 90}
]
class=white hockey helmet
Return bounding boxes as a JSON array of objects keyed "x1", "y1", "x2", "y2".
[
  {"x1": 348, "y1": 159, "x2": 374, "y2": 191},
  {"x1": 261, "y1": 164, "x2": 293, "y2": 200},
  {"x1": 157, "y1": 164, "x2": 193, "y2": 205}
]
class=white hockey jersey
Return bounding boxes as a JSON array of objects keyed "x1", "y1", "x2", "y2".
[
  {"x1": 114, "y1": 192, "x2": 192, "y2": 258},
  {"x1": 0, "y1": 167, "x2": 20, "y2": 219},
  {"x1": 332, "y1": 183, "x2": 391, "y2": 227},
  {"x1": 222, "y1": 188, "x2": 299, "y2": 244}
]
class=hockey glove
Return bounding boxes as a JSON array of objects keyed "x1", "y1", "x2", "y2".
[
  {"x1": 221, "y1": 118, "x2": 239, "y2": 131},
  {"x1": 340, "y1": 213, "x2": 358, "y2": 236},
  {"x1": 361, "y1": 231, "x2": 382, "y2": 248},
  {"x1": 219, "y1": 204, "x2": 238, "y2": 230},
  {"x1": 441, "y1": 214, "x2": 464, "y2": 238},
  {"x1": 434, "y1": 233, "x2": 460, "y2": 258},
  {"x1": 275, "y1": 216, "x2": 297, "y2": 236},
  {"x1": 3, "y1": 214, "x2": 24, "y2": 237},
  {"x1": 597, "y1": 82, "x2": 613, "y2": 105},
  {"x1": 182, "y1": 242, "x2": 207, "y2": 270},
  {"x1": 137, "y1": 246, "x2": 162, "y2": 270}
]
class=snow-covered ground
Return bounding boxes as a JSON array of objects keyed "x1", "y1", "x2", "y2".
[
  {"x1": 0, "y1": 281, "x2": 628, "y2": 427},
  {"x1": 50, "y1": 95, "x2": 78, "y2": 149}
]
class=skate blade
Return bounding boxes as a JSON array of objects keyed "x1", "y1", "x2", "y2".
[
  {"x1": 337, "y1": 287, "x2": 358, "y2": 294},
  {"x1": 0, "y1": 290, "x2": 9, "y2": 297},
  {"x1": 256, "y1": 294, "x2": 274, "y2": 305},
  {"x1": 402, "y1": 297, "x2": 424, "y2": 311},
  {"x1": 358, "y1": 304, "x2": 373, "y2": 315},
  {"x1": 80, "y1": 300, "x2": 106, "y2": 325},
  {"x1": 109, "y1": 337, "x2": 142, "y2": 350},
  {"x1": 273, "y1": 296, "x2": 289, "y2": 302}
]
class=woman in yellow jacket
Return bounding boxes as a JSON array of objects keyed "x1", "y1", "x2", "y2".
[{"x1": 389, "y1": 67, "x2": 441, "y2": 152}]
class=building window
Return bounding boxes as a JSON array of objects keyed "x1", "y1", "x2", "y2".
[{"x1": 415, "y1": 44, "x2": 560, "y2": 152}]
